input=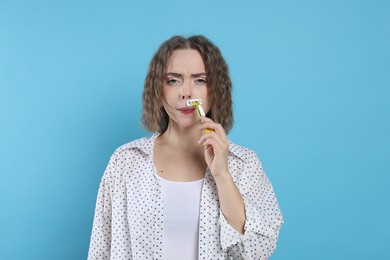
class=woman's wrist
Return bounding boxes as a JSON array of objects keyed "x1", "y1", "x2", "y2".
[{"x1": 213, "y1": 170, "x2": 233, "y2": 186}]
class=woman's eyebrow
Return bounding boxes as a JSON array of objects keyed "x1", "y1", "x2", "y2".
[
  {"x1": 165, "y1": 72, "x2": 182, "y2": 78},
  {"x1": 165, "y1": 72, "x2": 206, "y2": 78},
  {"x1": 191, "y1": 72, "x2": 207, "y2": 78}
]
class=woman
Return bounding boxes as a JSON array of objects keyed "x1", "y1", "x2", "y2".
[{"x1": 88, "y1": 35, "x2": 283, "y2": 260}]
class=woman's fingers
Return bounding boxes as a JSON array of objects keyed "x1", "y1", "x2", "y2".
[
  {"x1": 199, "y1": 117, "x2": 225, "y2": 134},
  {"x1": 198, "y1": 131, "x2": 227, "y2": 149},
  {"x1": 197, "y1": 117, "x2": 230, "y2": 176}
]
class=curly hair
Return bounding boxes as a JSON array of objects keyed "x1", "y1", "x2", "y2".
[{"x1": 142, "y1": 35, "x2": 233, "y2": 134}]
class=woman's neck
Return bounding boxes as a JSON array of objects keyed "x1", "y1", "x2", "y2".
[
  {"x1": 154, "y1": 123, "x2": 207, "y2": 182},
  {"x1": 159, "y1": 123, "x2": 202, "y2": 152}
]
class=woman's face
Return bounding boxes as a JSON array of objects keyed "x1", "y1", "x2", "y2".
[{"x1": 162, "y1": 49, "x2": 210, "y2": 130}]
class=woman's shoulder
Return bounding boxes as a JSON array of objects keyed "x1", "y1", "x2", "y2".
[
  {"x1": 228, "y1": 141, "x2": 259, "y2": 162},
  {"x1": 112, "y1": 133, "x2": 158, "y2": 157},
  {"x1": 228, "y1": 142, "x2": 266, "y2": 193}
]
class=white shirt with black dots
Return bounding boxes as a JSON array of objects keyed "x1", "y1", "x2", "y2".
[{"x1": 88, "y1": 134, "x2": 284, "y2": 260}]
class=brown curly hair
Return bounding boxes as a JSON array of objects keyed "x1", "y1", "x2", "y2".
[{"x1": 142, "y1": 35, "x2": 233, "y2": 134}]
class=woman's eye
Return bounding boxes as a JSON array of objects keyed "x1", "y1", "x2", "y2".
[
  {"x1": 167, "y1": 79, "x2": 181, "y2": 86},
  {"x1": 195, "y1": 78, "x2": 207, "y2": 85}
]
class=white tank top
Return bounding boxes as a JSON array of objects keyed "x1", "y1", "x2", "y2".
[{"x1": 158, "y1": 176, "x2": 204, "y2": 260}]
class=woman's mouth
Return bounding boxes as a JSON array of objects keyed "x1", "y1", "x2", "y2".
[{"x1": 178, "y1": 107, "x2": 196, "y2": 115}]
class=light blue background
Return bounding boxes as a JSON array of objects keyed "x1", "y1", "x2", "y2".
[{"x1": 1, "y1": 0, "x2": 389, "y2": 259}]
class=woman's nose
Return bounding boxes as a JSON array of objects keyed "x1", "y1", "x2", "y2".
[
  {"x1": 181, "y1": 93, "x2": 191, "y2": 99},
  {"x1": 180, "y1": 81, "x2": 192, "y2": 99}
]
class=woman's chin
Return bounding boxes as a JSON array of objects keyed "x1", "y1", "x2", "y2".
[{"x1": 168, "y1": 119, "x2": 201, "y2": 131}]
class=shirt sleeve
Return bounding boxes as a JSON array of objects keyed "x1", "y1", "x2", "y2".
[
  {"x1": 87, "y1": 153, "x2": 116, "y2": 260},
  {"x1": 219, "y1": 153, "x2": 284, "y2": 260}
]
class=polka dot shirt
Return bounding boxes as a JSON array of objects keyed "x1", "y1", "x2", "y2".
[{"x1": 88, "y1": 134, "x2": 284, "y2": 259}]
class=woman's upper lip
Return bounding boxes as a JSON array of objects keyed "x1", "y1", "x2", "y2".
[{"x1": 178, "y1": 107, "x2": 196, "y2": 111}]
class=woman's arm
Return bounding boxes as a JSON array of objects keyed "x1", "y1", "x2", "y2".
[
  {"x1": 198, "y1": 117, "x2": 246, "y2": 234},
  {"x1": 213, "y1": 173, "x2": 246, "y2": 234},
  {"x1": 198, "y1": 118, "x2": 284, "y2": 259},
  {"x1": 88, "y1": 165, "x2": 113, "y2": 259}
]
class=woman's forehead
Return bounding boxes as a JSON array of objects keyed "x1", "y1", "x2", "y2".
[{"x1": 166, "y1": 49, "x2": 205, "y2": 73}]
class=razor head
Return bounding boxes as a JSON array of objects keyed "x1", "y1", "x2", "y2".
[{"x1": 186, "y1": 99, "x2": 202, "y2": 107}]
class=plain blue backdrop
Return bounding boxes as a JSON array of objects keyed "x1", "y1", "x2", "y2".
[{"x1": 1, "y1": 0, "x2": 389, "y2": 259}]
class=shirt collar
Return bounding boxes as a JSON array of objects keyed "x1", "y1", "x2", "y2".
[
  {"x1": 228, "y1": 142, "x2": 246, "y2": 161},
  {"x1": 126, "y1": 133, "x2": 245, "y2": 161},
  {"x1": 126, "y1": 133, "x2": 159, "y2": 155}
]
